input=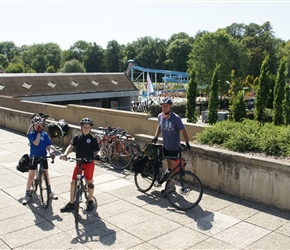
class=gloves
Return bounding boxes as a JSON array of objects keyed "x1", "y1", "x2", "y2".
[
  {"x1": 151, "y1": 136, "x2": 157, "y2": 144},
  {"x1": 37, "y1": 126, "x2": 42, "y2": 133},
  {"x1": 94, "y1": 155, "x2": 101, "y2": 161},
  {"x1": 185, "y1": 142, "x2": 191, "y2": 150}
]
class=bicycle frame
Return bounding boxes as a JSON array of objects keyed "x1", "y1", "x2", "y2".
[{"x1": 31, "y1": 155, "x2": 54, "y2": 209}]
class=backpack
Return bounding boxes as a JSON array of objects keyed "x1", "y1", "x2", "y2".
[
  {"x1": 131, "y1": 152, "x2": 149, "y2": 173},
  {"x1": 16, "y1": 154, "x2": 30, "y2": 173},
  {"x1": 48, "y1": 123, "x2": 60, "y2": 138},
  {"x1": 57, "y1": 119, "x2": 69, "y2": 136}
]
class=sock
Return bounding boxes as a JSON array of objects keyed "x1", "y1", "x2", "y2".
[{"x1": 25, "y1": 190, "x2": 30, "y2": 196}]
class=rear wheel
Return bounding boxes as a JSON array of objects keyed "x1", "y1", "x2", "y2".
[
  {"x1": 134, "y1": 160, "x2": 156, "y2": 192},
  {"x1": 108, "y1": 140, "x2": 133, "y2": 170},
  {"x1": 49, "y1": 125, "x2": 63, "y2": 149},
  {"x1": 39, "y1": 170, "x2": 49, "y2": 209},
  {"x1": 165, "y1": 171, "x2": 203, "y2": 211}
]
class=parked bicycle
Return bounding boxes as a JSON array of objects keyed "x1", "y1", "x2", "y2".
[
  {"x1": 27, "y1": 113, "x2": 68, "y2": 149},
  {"x1": 30, "y1": 155, "x2": 55, "y2": 209},
  {"x1": 95, "y1": 126, "x2": 139, "y2": 170},
  {"x1": 67, "y1": 157, "x2": 90, "y2": 227},
  {"x1": 133, "y1": 143, "x2": 203, "y2": 211}
]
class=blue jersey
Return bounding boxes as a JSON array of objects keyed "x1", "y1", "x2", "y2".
[
  {"x1": 158, "y1": 112, "x2": 185, "y2": 151},
  {"x1": 28, "y1": 131, "x2": 51, "y2": 158}
]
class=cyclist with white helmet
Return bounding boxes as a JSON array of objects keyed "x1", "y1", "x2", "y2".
[
  {"x1": 22, "y1": 115, "x2": 58, "y2": 205},
  {"x1": 60, "y1": 117, "x2": 100, "y2": 212},
  {"x1": 152, "y1": 98, "x2": 190, "y2": 175}
]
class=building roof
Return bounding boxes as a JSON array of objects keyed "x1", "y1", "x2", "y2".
[{"x1": 0, "y1": 72, "x2": 137, "y2": 98}]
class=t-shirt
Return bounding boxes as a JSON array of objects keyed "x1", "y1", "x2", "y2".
[
  {"x1": 157, "y1": 112, "x2": 185, "y2": 151},
  {"x1": 71, "y1": 133, "x2": 99, "y2": 159},
  {"x1": 28, "y1": 131, "x2": 51, "y2": 158}
]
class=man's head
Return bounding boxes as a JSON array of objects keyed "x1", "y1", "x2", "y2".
[
  {"x1": 80, "y1": 117, "x2": 93, "y2": 135},
  {"x1": 160, "y1": 98, "x2": 172, "y2": 114}
]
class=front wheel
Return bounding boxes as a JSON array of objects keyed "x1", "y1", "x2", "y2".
[
  {"x1": 108, "y1": 140, "x2": 133, "y2": 170},
  {"x1": 39, "y1": 170, "x2": 49, "y2": 209},
  {"x1": 165, "y1": 171, "x2": 203, "y2": 211},
  {"x1": 74, "y1": 180, "x2": 82, "y2": 227},
  {"x1": 134, "y1": 160, "x2": 156, "y2": 192}
]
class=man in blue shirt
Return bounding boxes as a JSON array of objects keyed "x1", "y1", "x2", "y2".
[{"x1": 152, "y1": 98, "x2": 190, "y2": 172}]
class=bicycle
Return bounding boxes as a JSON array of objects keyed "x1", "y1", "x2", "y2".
[
  {"x1": 30, "y1": 155, "x2": 55, "y2": 209},
  {"x1": 134, "y1": 143, "x2": 203, "y2": 211},
  {"x1": 27, "y1": 113, "x2": 67, "y2": 149},
  {"x1": 107, "y1": 128, "x2": 134, "y2": 170},
  {"x1": 67, "y1": 157, "x2": 89, "y2": 227}
]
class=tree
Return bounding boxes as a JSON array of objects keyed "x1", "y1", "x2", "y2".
[
  {"x1": 273, "y1": 58, "x2": 286, "y2": 125},
  {"x1": 104, "y1": 40, "x2": 122, "y2": 72},
  {"x1": 188, "y1": 30, "x2": 248, "y2": 95},
  {"x1": 282, "y1": 84, "x2": 290, "y2": 125},
  {"x1": 60, "y1": 59, "x2": 85, "y2": 73},
  {"x1": 208, "y1": 64, "x2": 220, "y2": 124},
  {"x1": 231, "y1": 91, "x2": 246, "y2": 122},
  {"x1": 255, "y1": 54, "x2": 271, "y2": 124},
  {"x1": 5, "y1": 62, "x2": 24, "y2": 73},
  {"x1": 84, "y1": 42, "x2": 104, "y2": 72},
  {"x1": 186, "y1": 66, "x2": 197, "y2": 123}
]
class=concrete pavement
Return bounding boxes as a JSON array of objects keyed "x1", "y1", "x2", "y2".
[{"x1": 0, "y1": 127, "x2": 290, "y2": 249}]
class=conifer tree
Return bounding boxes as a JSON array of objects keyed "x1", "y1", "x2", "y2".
[
  {"x1": 282, "y1": 84, "x2": 290, "y2": 125},
  {"x1": 231, "y1": 91, "x2": 246, "y2": 122},
  {"x1": 208, "y1": 64, "x2": 220, "y2": 124},
  {"x1": 186, "y1": 67, "x2": 198, "y2": 123},
  {"x1": 255, "y1": 54, "x2": 270, "y2": 125},
  {"x1": 273, "y1": 59, "x2": 286, "y2": 125}
]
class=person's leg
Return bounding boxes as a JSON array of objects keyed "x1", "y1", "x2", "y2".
[{"x1": 84, "y1": 162, "x2": 95, "y2": 211}]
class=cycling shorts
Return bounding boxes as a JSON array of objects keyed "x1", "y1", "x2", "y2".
[
  {"x1": 163, "y1": 147, "x2": 179, "y2": 161},
  {"x1": 72, "y1": 161, "x2": 94, "y2": 181},
  {"x1": 29, "y1": 158, "x2": 48, "y2": 170}
]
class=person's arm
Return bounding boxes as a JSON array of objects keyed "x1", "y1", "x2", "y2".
[
  {"x1": 60, "y1": 144, "x2": 74, "y2": 160},
  {"x1": 181, "y1": 128, "x2": 190, "y2": 149},
  {"x1": 32, "y1": 132, "x2": 41, "y2": 146},
  {"x1": 152, "y1": 125, "x2": 161, "y2": 143}
]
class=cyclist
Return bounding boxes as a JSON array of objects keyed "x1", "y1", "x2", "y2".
[
  {"x1": 59, "y1": 117, "x2": 100, "y2": 213},
  {"x1": 22, "y1": 115, "x2": 58, "y2": 205},
  {"x1": 151, "y1": 98, "x2": 190, "y2": 180}
]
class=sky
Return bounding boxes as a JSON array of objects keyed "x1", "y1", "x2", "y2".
[{"x1": 1, "y1": 0, "x2": 290, "y2": 50}]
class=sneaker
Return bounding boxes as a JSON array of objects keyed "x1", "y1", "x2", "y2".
[
  {"x1": 60, "y1": 202, "x2": 75, "y2": 213},
  {"x1": 22, "y1": 195, "x2": 31, "y2": 205},
  {"x1": 49, "y1": 192, "x2": 58, "y2": 200},
  {"x1": 154, "y1": 180, "x2": 161, "y2": 187},
  {"x1": 86, "y1": 200, "x2": 94, "y2": 212}
]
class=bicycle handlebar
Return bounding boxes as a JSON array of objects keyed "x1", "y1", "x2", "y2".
[{"x1": 31, "y1": 155, "x2": 55, "y2": 164}]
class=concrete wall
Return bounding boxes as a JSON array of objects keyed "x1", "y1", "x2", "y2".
[{"x1": 1, "y1": 95, "x2": 290, "y2": 211}]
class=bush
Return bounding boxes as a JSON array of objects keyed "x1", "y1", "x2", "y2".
[{"x1": 196, "y1": 120, "x2": 290, "y2": 157}]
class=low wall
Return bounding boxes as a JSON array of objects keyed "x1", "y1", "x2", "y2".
[{"x1": 1, "y1": 96, "x2": 290, "y2": 211}]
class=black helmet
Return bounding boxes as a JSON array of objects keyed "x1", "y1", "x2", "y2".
[
  {"x1": 80, "y1": 117, "x2": 93, "y2": 126},
  {"x1": 160, "y1": 98, "x2": 173, "y2": 105}
]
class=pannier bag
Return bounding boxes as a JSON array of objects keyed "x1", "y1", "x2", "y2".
[
  {"x1": 57, "y1": 119, "x2": 69, "y2": 136},
  {"x1": 16, "y1": 154, "x2": 30, "y2": 173},
  {"x1": 131, "y1": 152, "x2": 149, "y2": 173},
  {"x1": 143, "y1": 144, "x2": 163, "y2": 162},
  {"x1": 48, "y1": 123, "x2": 60, "y2": 138}
]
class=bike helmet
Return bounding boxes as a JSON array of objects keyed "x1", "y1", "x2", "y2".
[
  {"x1": 32, "y1": 116, "x2": 44, "y2": 124},
  {"x1": 80, "y1": 117, "x2": 93, "y2": 126},
  {"x1": 160, "y1": 98, "x2": 173, "y2": 105}
]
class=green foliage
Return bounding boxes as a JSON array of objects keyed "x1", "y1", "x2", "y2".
[
  {"x1": 5, "y1": 62, "x2": 24, "y2": 73},
  {"x1": 231, "y1": 91, "x2": 246, "y2": 122},
  {"x1": 283, "y1": 84, "x2": 290, "y2": 125},
  {"x1": 208, "y1": 64, "x2": 220, "y2": 124},
  {"x1": 46, "y1": 65, "x2": 55, "y2": 73},
  {"x1": 273, "y1": 58, "x2": 286, "y2": 125},
  {"x1": 60, "y1": 59, "x2": 85, "y2": 73},
  {"x1": 255, "y1": 54, "x2": 270, "y2": 124},
  {"x1": 186, "y1": 67, "x2": 197, "y2": 123},
  {"x1": 196, "y1": 120, "x2": 290, "y2": 156}
]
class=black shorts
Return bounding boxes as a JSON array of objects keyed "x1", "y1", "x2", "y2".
[
  {"x1": 29, "y1": 158, "x2": 48, "y2": 170},
  {"x1": 163, "y1": 148, "x2": 179, "y2": 160}
]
